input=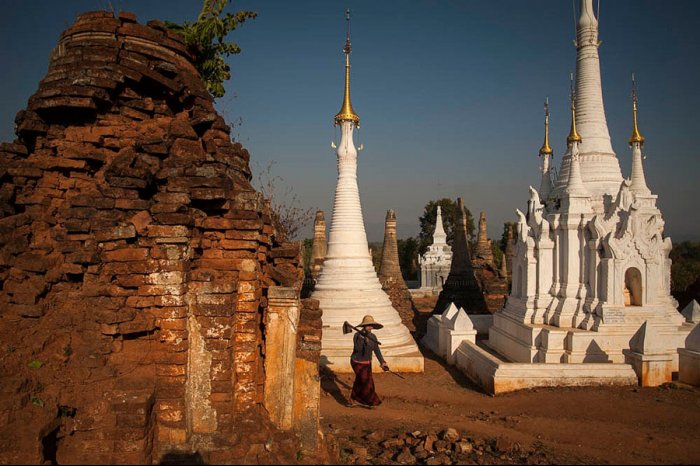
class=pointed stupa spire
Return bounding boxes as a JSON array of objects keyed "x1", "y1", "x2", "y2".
[
  {"x1": 433, "y1": 205, "x2": 447, "y2": 245},
  {"x1": 554, "y1": 0, "x2": 623, "y2": 197},
  {"x1": 567, "y1": 75, "x2": 582, "y2": 145},
  {"x1": 566, "y1": 80, "x2": 587, "y2": 195},
  {"x1": 334, "y1": 9, "x2": 360, "y2": 126},
  {"x1": 539, "y1": 98, "x2": 553, "y2": 156},
  {"x1": 629, "y1": 74, "x2": 645, "y2": 145},
  {"x1": 629, "y1": 74, "x2": 650, "y2": 195},
  {"x1": 539, "y1": 98, "x2": 554, "y2": 200}
]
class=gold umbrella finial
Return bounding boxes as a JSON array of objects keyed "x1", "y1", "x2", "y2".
[
  {"x1": 539, "y1": 97, "x2": 553, "y2": 156},
  {"x1": 629, "y1": 73, "x2": 645, "y2": 145},
  {"x1": 567, "y1": 73, "x2": 582, "y2": 144},
  {"x1": 334, "y1": 9, "x2": 360, "y2": 126}
]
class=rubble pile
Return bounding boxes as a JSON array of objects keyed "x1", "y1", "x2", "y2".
[{"x1": 332, "y1": 427, "x2": 553, "y2": 465}]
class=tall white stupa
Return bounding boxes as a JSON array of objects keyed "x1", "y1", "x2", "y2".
[
  {"x1": 312, "y1": 10, "x2": 423, "y2": 373},
  {"x1": 488, "y1": 0, "x2": 693, "y2": 368}
]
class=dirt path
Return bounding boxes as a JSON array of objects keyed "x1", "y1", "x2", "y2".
[{"x1": 320, "y1": 349, "x2": 700, "y2": 464}]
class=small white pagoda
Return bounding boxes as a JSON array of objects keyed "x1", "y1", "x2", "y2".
[
  {"x1": 311, "y1": 11, "x2": 423, "y2": 373},
  {"x1": 417, "y1": 206, "x2": 452, "y2": 294}
]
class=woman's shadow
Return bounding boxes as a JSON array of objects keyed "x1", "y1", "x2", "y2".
[{"x1": 319, "y1": 356, "x2": 353, "y2": 406}]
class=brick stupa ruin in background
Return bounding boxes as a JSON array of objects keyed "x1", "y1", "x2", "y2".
[
  {"x1": 310, "y1": 210, "x2": 327, "y2": 279},
  {"x1": 379, "y1": 209, "x2": 416, "y2": 331},
  {"x1": 471, "y1": 211, "x2": 508, "y2": 313},
  {"x1": 0, "y1": 11, "x2": 322, "y2": 464}
]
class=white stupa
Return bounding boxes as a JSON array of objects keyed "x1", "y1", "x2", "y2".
[
  {"x1": 312, "y1": 10, "x2": 423, "y2": 373},
  {"x1": 417, "y1": 206, "x2": 452, "y2": 294},
  {"x1": 488, "y1": 0, "x2": 693, "y2": 368}
]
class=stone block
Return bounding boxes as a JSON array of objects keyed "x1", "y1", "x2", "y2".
[
  {"x1": 623, "y1": 350, "x2": 673, "y2": 387},
  {"x1": 102, "y1": 248, "x2": 149, "y2": 262}
]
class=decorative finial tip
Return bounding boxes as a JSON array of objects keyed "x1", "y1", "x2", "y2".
[
  {"x1": 539, "y1": 97, "x2": 553, "y2": 155},
  {"x1": 567, "y1": 81, "x2": 582, "y2": 144},
  {"x1": 335, "y1": 9, "x2": 360, "y2": 125},
  {"x1": 629, "y1": 73, "x2": 645, "y2": 145}
]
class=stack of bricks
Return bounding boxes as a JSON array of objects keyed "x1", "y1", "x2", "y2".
[{"x1": 0, "y1": 11, "x2": 316, "y2": 464}]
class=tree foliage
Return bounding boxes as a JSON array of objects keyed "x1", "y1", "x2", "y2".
[
  {"x1": 166, "y1": 0, "x2": 256, "y2": 98},
  {"x1": 670, "y1": 241, "x2": 700, "y2": 294},
  {"x1": 417, "y1": 198, "x2": 474, "y2": 255},
  {"x1": 397, "y1": 237, "x2": 420, "y2": 280}
]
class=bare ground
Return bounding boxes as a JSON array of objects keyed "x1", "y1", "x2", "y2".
[{"x1": 319, "y1": 299, "x2": 700, "y2": 465}]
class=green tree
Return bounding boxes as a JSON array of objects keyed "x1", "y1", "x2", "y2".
[
  {"x1": 417, "y1": 198, "x2": 474, "y2": 255},
  {"x1": 670, "y1": 241, "x2": 700, "y2": 295},
  {"x1": 397, "y1": 237, "x2": 420, "y2": 280},
  {"x1": 166, "y1": 0, "x2": 256, "y2": 98}
]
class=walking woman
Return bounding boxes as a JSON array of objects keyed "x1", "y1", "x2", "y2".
[{"x1": 349, "y1": 315, "x2": 389, "y2": 408}]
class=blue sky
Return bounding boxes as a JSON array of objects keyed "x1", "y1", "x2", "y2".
[{"x1": 1, "y1": 1, "x2": 698, "y2": 242}]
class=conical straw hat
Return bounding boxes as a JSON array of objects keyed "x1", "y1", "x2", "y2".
[{"x1": 358, "y1": 315, "x2": 383, "y2": 329}]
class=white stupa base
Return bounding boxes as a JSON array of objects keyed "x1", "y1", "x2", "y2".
[
  {"x1": 453, "y1": 339, "x2": 638, "y2": 395},
  {"x1": 320, "y1": 348, "x2": 424, "y2": 373},
  {"x1": 488, "y1": 303, "x2": 692, "y2": 370},
  {"x1": 314, "y1": 257, "x2": 424, "y2": 373}
]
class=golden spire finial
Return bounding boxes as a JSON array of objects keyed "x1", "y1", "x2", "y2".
[
  {"x1": 539, "y1": 98, "x2": 553, "y2": 156},
  {"x1": 334, "y1": 9, "x2": 360, "y2": 126},
  {"x1": 567, "y1": 73, "x2": 582, "y2": 144},
  {"x1": 629, "y1": 73, "x2": 645, "y2": 145}
]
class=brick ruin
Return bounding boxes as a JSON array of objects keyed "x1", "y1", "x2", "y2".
[
  {"x1": 310, "y1": 210, "x2": 326, "y2": 280},
  {"x1": 471, "y1": 212, "x2": 507, "y2": 313},
  {"x1": 379, "y1": 210, "x2": 416, "y2": 331},
  {"x1": 0, "y1": 11, "x2": 321, "y2": 464}
]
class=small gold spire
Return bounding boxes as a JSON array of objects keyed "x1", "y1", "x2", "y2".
[
  {"x1": 539, "y1": 98, "x2": 553, "y2": 155},
  {"x1": 334, "y1": 9, "x2": 360, "y2": 126},
  {"x1": 567, "y1": 74, "x2": 582, "y2": 144},
  {"x1": 629, "y1": 73, "x2": 645, "y2": 145}
]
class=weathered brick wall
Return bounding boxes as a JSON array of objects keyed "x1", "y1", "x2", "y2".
[{"x1": 0, "y1": 11, "x2": 313, "y2": 464}]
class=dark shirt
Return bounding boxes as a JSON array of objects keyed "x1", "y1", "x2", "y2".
[{"x1": 351, "y1": 331, "x2": 385, "y2": 365}]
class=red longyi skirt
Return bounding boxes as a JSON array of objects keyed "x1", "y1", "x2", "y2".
[{"x1": 350, "y1": 360, "x2": 381, "y2": 406}]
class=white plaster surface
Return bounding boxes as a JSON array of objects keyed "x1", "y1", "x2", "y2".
[
  {"x1": 418, "y1": 206, "x2": 452, "y2": 293},
  {"x1": 454, "y1": 340, "x2": 637, "y2": 395}
]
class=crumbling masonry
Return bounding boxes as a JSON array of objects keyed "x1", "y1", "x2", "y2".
[
  {"x1": 0, "y1": 11, "x2": 321, "y2": 464},
  {"x1": 379, "y1": 209, "x2": 415, "y2": 331}
]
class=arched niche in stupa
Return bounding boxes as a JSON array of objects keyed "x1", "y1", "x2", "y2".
[{"x1": 624, "y1": 267, "x2": 643, "y2": 307}]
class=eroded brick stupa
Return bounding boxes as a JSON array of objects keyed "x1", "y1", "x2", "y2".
[
  {"x1": 471, "y1": 211, "x2": 508, "y2": 313},
  {"x1": 379, "y1": 209, "x2": 415, "y2": 331},
  {"x1": 0, "y1": 11, "x2": 321, "y2": 464}
]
